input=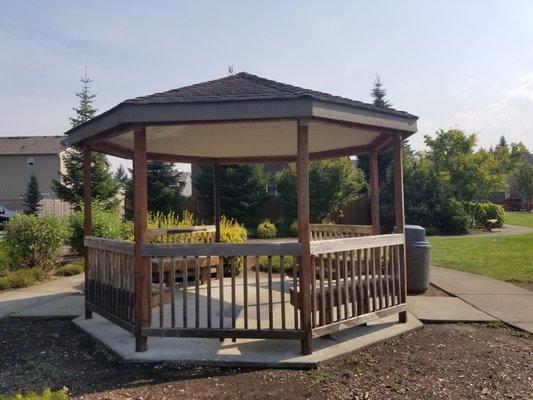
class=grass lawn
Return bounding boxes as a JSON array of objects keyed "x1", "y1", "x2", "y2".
[
  {"x1": 505, "y1": 211, "x2": 533, "y2": 228},
  {"x1": 429, "y1": 233, "x2": 533, "y2": 284}
]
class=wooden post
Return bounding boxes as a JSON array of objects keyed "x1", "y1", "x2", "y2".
[
  {"x1": 393, "y1": 135, "x2": 407, "y2": 323},
  {"x1": 369, "y1": 150, "x2": 380, "y2": 235},
  {"x1": 213, "y1": 164, "x2": 221, "y2": 243},
  {"x1": 297, "y1": 118, "x2": 312, "y2": 355},
  {"x1": 83, "y1": 146, "x2": 92, "y2": 319},
  {"x1": 133, "y1": 125, "x2": 149, "y2": 351}
]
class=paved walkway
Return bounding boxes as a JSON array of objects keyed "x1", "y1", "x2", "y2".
[
  {"x1": 432, "y1": 224, "x2": 533, "y2": 239},
  {"x1": 0, "y1": 274, "x2": 84, "y2": 318},
  {"x1": 429, "y1": 266, "x2": 533, "y2": 333}
]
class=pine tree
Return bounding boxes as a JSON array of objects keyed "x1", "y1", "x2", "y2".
[
  {"x1": 370, "y1": 75, "x2": 392, "y2": 108},
  {"x1": 125, "y1": 161, "x2": 184, "y2": 216},
  {"x1": 23, "y1": 173, "x2": 43, "y2": 216},
  {"x1": 193, "y1": 164, "x2": 271, "y2": 228},
  {"x1": 53, "y1": 70, "x2": 120, "y2": 210},
  {"x1": 114, "y1": 164, "x2": 129, "y2": 188},
  {"x1": 495, "y1": 135, "x2": 508, "y2": 150}
]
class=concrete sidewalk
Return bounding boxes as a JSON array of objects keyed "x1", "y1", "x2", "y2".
[
  {"x1": 0, "y1": 274, "x2": 84, "y2": 318},
  {"x1": 430, "y1": 266, "x2": 533, "y2": 333}
]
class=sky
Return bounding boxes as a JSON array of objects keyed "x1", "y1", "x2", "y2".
[{"x1": 1, "y1": 0, "x2": 532, "y2": 172}]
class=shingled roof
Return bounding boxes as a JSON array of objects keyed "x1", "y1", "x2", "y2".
[
  {"x1": 0, "y1": 136, "x2": 65, "y2": 155},
  {"x1": 125, "y1": 72, "x2": 416, "y2": 119}
]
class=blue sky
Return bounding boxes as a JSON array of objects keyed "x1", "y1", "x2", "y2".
[{"x1": 1, "y1": 0, "x2": 532, "y2": 170}]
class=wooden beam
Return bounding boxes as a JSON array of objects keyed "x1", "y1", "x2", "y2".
[
  {"x1": 370, "y1": 150, "x2": 380, "y2": 235},
  {"x1": 83, "y1": 146, "x2": 93, "y2": 319},
  {"x1": 310, "y1": 234, "x2": 404, "y2": 255},
  {"x1": 91, "y1": 141, "x2": 133, "y2": 159},
  {"x1": 133, "y1": 125, "x2": 149, "y2": 351},
  {"x1": 213, "y1": 164, "x2": 221, "y2": 243},
  {"x1": 393, "y1": 135, "x2": 408, "y2": 323},
  {"x1": 296, "y1": 118, "x2": 313, "y2": 355}
]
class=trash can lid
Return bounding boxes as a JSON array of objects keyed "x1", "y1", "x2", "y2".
[{"x1": 404, "y1": 225, "x2": 427, "y2": 245}]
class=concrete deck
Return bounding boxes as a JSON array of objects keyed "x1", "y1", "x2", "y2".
[
  {"x1": 74, "y1": 311, "x2": 422, "y2": 368},
  {"x1": 430, "y1": 266, "x2": 533, "y2": 333}
]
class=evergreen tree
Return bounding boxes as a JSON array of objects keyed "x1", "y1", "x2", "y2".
[
  {"x1": 370, "y1": 75, "x2": 392, "y2": 108},
  {"x1": 23, "y1": 173, "x2": 43, "y2": 216},
  {"x1": 125, "y1": 161, "x2": 184, "y2": 216},
  {"x1": 495, "y1": 135, "x2": 508, "y2": 151},
  {"x1": 193, "y1": 164, "x2": 271, "y2": 228},
  {"x1": 114, "y1": 164, "x2": 129, "y2": 188},
  {"x1": 53, "y1": 70, "x2": 120, "y2": 210},
  {"x1": 357, "y1": 75, "x2": 394, "y2": 184}
]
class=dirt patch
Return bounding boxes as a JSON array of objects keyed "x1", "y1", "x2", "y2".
[
  {"x1": 510, "y1": 280, "x2": 533, "y2": 292},
  {"x1": 0, "y1": 318, "x2": 531, "y2": 399},
  {"x1": 409, "y1": 283, "x2": 452, "y2": 297}
]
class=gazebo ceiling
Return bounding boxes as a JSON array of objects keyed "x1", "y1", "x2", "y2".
[{"x1": 63, "y1": 72, "x2": 418, "y2": 162}]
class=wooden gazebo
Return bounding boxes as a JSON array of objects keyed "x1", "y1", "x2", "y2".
[{"x1": 63, "y1": 72, "x2": 418, "y2": 355}]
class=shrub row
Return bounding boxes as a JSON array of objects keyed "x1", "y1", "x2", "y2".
[{"x1": 0, "y1": 268, "x2": 46, "y2": 291}]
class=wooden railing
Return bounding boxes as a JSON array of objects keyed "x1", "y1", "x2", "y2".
[
  {"x1": 83, "y1": 232, "x2": 406, "y2": 350},
  {"x1": 309, "y1": 224, "x2": 372, "y2": 240},
  {"x1": 84, "y1": 236, "x2": 136, "y2": 333},
  {"x1": 148, "y1": 226, "x2": 215, "y2": 244},
  {"x1": 307, "y1": 234, "x2": 406, "y2": 337},
  {"x1": 139, "y1": 241, "x2": 304, "y2": 339}
]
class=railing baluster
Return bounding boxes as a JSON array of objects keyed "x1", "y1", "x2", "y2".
[
  {"x1": 207, "y1": 255, "x2": 212, "y2": 329},
  {"x1": 170, "y1": 256, "x2": 176, "y2": 328},
  {"x1": 280, "y1": 255, "x2": 286, "y2": 330},
  {"x1": 319, "y1": 254, "x2": 325, "y2": 326},
  {"x1": 231, "y1": 255, "x2": 236, "y2": 331},
  {"x1": 343, "y1": 251, "x2": 349, "y2": 319},
  {"x1": 310, "y1": 255, "x2": 316, "y2": 328},
  {"x1": 183, "y1": 256, "x2": 188, "y2": 328},
  {"x1": 390, "y1": 245, "x2": 397, "y2": 306},
  {"x1": 335, "y1": 252, "x2": 342, "y2": 321},
  {"x1": 350, "y1": 250, "x2": 356, "y2": 317},
  {"x1": 268, "y1": 255, "x2": 273, "y2": 329},
  {"x1": 384, "y1": 246, "x2": 391, "y2": 308},
  {"x1": 243, "y1": 256, "x2": 248, "y2": 329},
  {"x1": 292, "y1": 256, "x2": 299, "y2": 329},
  {"x1": 195, "y1": 256, "x2": 200, "y2": 329},
  {"x1": 158, "y1": 256, "x2": 164, "y2": 328},
  {"x1": 327, "y1": 253, "x2": 333, "y2": 324},
  {"x1": 255, "y1": 255, "x2": 261, "y2": 330},
  {"x1": 219, "y1": 256, "x2": 224, "y2": 329}
]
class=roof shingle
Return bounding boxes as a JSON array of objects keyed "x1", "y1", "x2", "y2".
[
  {"x1": 0, "y1": 136, "x2": 65, "y2": 155},
  {"x1": 124, "y1": 72, "x2": 416, "y2": 118}
]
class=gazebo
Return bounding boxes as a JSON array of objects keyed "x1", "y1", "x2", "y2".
[{"x1": 64, "y1": 72, "x2": 418, "y2": 356}]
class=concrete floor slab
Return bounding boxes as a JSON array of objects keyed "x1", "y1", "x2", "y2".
[
  {"x1": 73, "y1": 311, "x2": 422, "y2": 368},
  {"x1": 407, "y1": 296, "x2": 496, "y2": 322}
]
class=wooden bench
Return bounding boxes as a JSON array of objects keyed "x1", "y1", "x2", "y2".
[{"x1": 485, "y1": 219, "x2": 498, "y2": 232}]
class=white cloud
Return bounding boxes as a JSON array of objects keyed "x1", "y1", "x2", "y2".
[{"x1": 454, "y1": 72, "x2": 533, "y2": 150}]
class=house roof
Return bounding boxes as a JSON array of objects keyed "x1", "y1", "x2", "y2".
[
  {"x1": 125, "y1": 72, "x2": 416, "y2": 119},
  {"x1": 0, "y1": 136, "x2": 65, "y2": 156}
]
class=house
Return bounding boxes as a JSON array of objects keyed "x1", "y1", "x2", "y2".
[
  {"x1": 174, "y1": 171, "x2": 192, "y2": 197},
  {"x1": 0, "y1": 136, "x2": 66, "y2": 210}
]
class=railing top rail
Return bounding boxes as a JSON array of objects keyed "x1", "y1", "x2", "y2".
[
  {"x1": 147, "y1": 225, "x2": 216, "y2": 236},
  {"x1": 84, "y1": 236, "x2": 134, "y2": 256},
  {"x1": 141, "y1": 241, "x2": 302, "y2": 257},
  {"x1": 308, "y1": 224, "x2": 372, "y2": 233},
  {"x1": 310, "y1": 233, "x2": 404, "y2": 255}
]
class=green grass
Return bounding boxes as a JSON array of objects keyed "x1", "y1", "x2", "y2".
[
  {"x1": 429, "y1": 233, "x2": 533, "y2": 283},
  {"x1": 505, "y1": 211, "x2": 533, "y2": 228}
]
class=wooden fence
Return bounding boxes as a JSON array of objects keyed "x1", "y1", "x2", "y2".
[{"x1": 0, "y1": 198, "x2": 73, "y2": 217}]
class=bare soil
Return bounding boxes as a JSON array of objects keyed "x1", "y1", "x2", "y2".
[{"x1": 0, "y1": 318, "x2": 531, "y2": 399}]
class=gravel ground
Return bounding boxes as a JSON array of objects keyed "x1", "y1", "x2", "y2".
[{"x1": 0, "y1": 318, "x2": 531, "y2": 399}]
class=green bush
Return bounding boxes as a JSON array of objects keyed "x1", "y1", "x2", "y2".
[
  {"x1": 257, "y1": 220, "x2": 277, "y2": 239},
  {"x1": 289, "y1": 221, "x2": 299, "y2": 237},
  {"x1": 0, "y1": 268, "x2": 46, "y2": 290},
  {"x1": 0, "y1": 241, "x2": 9, "y2": 272},
  {"x1": 4, "y1": 214, "x2": 68, "y2": 271},
  {"x1": 0, "y1": 387, "x2": 68, "y2": 400},
  {"x1": 257, "y1": 255, "x2": 295, "y2": 274},
  {"x1": 220, "y1": 216, "x2": 247, "y2": 276},
  {"x1": 55, "y1": 260, "x2": 84, "y2": 276},
  {"x1": 69, "y1": 204, "x2": 129, "y2": 255},
  {"x1": 473, "y1": 203, "x2": 506, "y2": 228}
]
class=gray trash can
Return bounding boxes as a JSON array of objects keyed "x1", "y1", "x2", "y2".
[{"x1": 405, "y1": 225, "x2": 431, "y2": 293}]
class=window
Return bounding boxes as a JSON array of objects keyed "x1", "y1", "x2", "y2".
[{"x1": 27, "y1": 157, "x2": 35, "y2": 166}]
